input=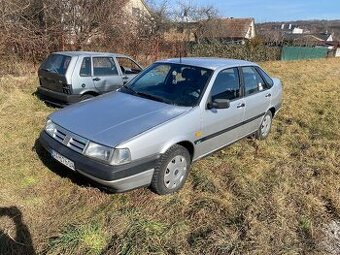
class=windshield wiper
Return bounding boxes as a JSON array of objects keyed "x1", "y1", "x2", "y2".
[
  {"x1": 135, "y1": 92, "x2": 171, "y2": 104},
  {"x1": 121, "y1": 85, "x2": 137, "y2": 95},
  {"x1": 121, "y1": 86, "x2": 172, "y2": 104}
]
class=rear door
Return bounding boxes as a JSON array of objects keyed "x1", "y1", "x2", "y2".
[
  {"x1": 38, "y1": 54, "x2": 72, "y2": 92},
  {"x1": 72, "y1": 56, "x2": 94, "y2": 94},
  {"x1": 198, "y1": 68, "x2": 245, "y2": 156},
  {"x1": 116, "y1": 57, "x2": 143, "y2": 84},
  {"x1": 240, "y1": 66, "x2": 272, "y2": 135},
  {"x1": 92, "y1": 56, "x2": 123, "y2": 92}
]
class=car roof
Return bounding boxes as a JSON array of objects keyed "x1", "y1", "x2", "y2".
[
  {"x1": 52, "y1": 51, "x2": 129, "y2": 58},
  {"x1": 156, "y1": 57, "x2": 258, "y2": 70}
]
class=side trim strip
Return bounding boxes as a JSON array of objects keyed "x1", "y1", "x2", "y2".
[{"x1": 194, "y1": 112, "x2": 265, "y2": 144}]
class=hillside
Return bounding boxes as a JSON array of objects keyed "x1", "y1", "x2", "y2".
[
  {"x1": 257, "y1": 20, "x2": 340, "y2": 40},
  {"x1": 0, "y1": 58, "x2": 339, "y2": 255}
]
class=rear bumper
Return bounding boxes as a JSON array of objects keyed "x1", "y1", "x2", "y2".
[
  {"x1": 39, "y1": 131, "x2": 158, "y2": 192},
  {"x1": 37, "y1": 86, "x2": 81, "y2": 106}
]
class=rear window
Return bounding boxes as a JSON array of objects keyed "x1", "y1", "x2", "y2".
[
  {"x1": 256, "y1": 67, "x2": 274, "y2": 87},
  {"x1": 40, "y1": 54, "x2": 72, "y2": 75}
]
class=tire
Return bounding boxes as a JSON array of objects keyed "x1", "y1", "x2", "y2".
[
  {"x1": 81, "y1": 94, "x2": 95, "y2": 101},
  {"x1": 151, "y1": 145, "x2": 191, "y2": 195},
  {"x1": 255, "y1": 110, "x2": 273, "y2": 140}
]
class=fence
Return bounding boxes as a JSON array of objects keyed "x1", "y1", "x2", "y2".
[{"x1": 281, "y1": 46, "x2": 328, "y2": 61}]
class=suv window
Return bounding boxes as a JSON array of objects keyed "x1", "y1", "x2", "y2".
[
  {"x1": 41, "y1": 54, "x2": 71, "y2": 75},
  {"x1": 93, "y1": 57, "x2": 118, "y2": 76},
  {"x1": 117, "y1": 57, "x2": 142, "y2": 75},
  {"x1": 80, "y1": 57, "x2": 91, "y2": 77},
  {"x1": 210, "y1": 68, "x2": 240, "y2": 101},
  {"x1": 242, "y1": 67, "x2": 266, "y2": 96}
]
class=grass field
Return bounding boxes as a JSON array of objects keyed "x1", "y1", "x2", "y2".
[{"x1": 0, "y1": 58, "x2": 339, "y2": 255}]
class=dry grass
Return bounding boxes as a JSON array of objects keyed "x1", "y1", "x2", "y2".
[{"x1": 0, "y1": 58, "x2": 339, "y2": 255}]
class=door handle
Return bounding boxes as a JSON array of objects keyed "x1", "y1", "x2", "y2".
[
  {"x1": 265, "y1": 93, "x2": 272, "y2": 98},
  {"x1": 93, "y1": 77, "x2": 101, "y2": 81},
  {"x1": 237, "y1": 103, "x2": 245, "y2": 108}
]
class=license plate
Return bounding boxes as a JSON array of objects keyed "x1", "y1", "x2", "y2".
[{"x1": 51, "y1": 150, "x2": 75, "y2": 171}]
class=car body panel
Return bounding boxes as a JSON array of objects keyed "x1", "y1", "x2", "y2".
[
  {"x1": 49, "y1": 91, "x2": 190, "y2": 148},
  {"x1": 118, "y1": 107, "x2": 201, "y2": 160},
  {"x1": 71, "y1": 55, "x2": 96, "y2": 95},
  {"x1": 197, "y1": 98, "x2": 246, "y2": 157}
]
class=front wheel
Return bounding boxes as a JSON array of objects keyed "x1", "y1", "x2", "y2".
[
  {"x1": 151, "y1": 145, "x2": 191, "y2": 195},
  {"x1": 255, "y1": 111, "x2": 273, "y2": 140}
]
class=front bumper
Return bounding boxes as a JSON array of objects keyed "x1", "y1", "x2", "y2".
[
  {"x1": 37, "y1": 86, "x2": 81, "y2": 107},
  {"x1": 39, "y1": 131, "x2": 158, "y2": 192}
]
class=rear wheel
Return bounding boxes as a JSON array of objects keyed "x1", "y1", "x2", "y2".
[
  {"x1": 81, "y1": 94, "x2": 95, "y2": 101},
  {"x1": 151, "y1": 145, "x2": 191, "y2": 195},
  {"x1": 255, "y1": 111, "x2": 273, "y2": 140}
]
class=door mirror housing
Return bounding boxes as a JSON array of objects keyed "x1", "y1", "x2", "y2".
[{"x1": 207, "y1": 98, "x2": 230, "y2": 109}]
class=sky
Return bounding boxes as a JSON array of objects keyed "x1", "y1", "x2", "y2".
[{"x1": 152, "y1": 0, "x2": 340, "y2": 22}]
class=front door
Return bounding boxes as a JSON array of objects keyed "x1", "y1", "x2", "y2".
[
  {"x1": 92, "y1": 56, "x2": 124, "y2": 92},
  {"x1": 116, "y1": 57, "x2": 142, "y2": 84},
  {"x1": 198, "y1": 68, "x2": 245, "y2": 157}
]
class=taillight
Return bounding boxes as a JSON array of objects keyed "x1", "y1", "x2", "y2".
[{"x1": 62, "y1": 84, "x2": 73, "y2": 94}]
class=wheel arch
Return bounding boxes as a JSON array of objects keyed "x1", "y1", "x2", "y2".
[
  {"x1": 81, "y1": 90, "x2": 99, "y2": 97},
  {"x1": 268, "y1": 107, "x2": 276, "y2": 117},
  {"x1": 160, "y1": 140, "x2": 195, "y2": 161}
]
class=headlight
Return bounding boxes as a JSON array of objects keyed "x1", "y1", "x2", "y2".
[
  {"x1": 84, "y1": 143, "x2": 131, "y2": 165},
  {"x1": 45, "y1": 119, "x2": 56, "y2": 136},
  {"x1": 84, "y1": 142, "x2": 113, "y2": 162},
  {"x1": 111, "y1": 148, "x2": 131, "y2": 165}
]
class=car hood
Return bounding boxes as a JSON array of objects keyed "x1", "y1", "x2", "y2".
[{"x1": 49, "y1": 92, "x2": 190, "y2": 147}]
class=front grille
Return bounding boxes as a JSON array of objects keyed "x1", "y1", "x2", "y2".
[
  {"x1": 68, "y1": 137, "x2": 87, "y2": 153},
  {"x1": 55, "y1": 129, "x2": 66, "y2": 142},
  {"x1": 51, "y1": 125, "x2": 88, "y2": 154}
]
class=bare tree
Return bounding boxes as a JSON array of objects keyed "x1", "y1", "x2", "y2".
[{"x1": 0, "y1": 0, "x2": 129, "y2": 59}]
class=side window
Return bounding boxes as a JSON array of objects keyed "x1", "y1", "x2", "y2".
[
  {"x1": 256, "y1": 67, "x2": 274, "y2": 88},
  {"x1": 210, "y1": 68, "x2": 240, "y2": 101},
  {"x1": 93, "y1": 57, "x2": 118, "y2": 76},
  {"x1": 242, "y1": 67, "x2": 266, "y2": 96},
  {"x1": 80, "y1": 57, "x2": 91, "y2": 77},
  {"x1": 116, "y1": 57, "x2": 142, "y2": 75}
]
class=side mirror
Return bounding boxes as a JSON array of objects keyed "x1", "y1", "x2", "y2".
[{"x1": 207, "y1": 98, "x2": 230, "y2": 109}]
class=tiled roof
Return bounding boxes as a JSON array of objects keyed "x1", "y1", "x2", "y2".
[{"x1": 203, "y1": 18, "x2": 254, "y2": 39}]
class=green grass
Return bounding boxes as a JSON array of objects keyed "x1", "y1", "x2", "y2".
[
  {"x1": 48, "y1": 222, "x2": 108, "y2": 255},
  {"x1": 0, "y1": 58, "x2": 339, "y2": 255}
]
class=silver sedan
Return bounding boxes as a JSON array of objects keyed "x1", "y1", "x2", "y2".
[{"x1": 39, "y1": 58, "x2": 283, "y2": 195}]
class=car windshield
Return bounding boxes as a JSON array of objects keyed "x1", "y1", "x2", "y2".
[
  {"x1": 40, "y1": 54, "x2": 71, "y2": 75},
  {"x1": 120, "y1": 63, "x2": 213, "y2": 107}
]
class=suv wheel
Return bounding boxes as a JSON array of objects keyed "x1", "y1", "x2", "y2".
[
  {"x1": 81, "y1": 94, "x2": 95, "y2": 101},
  {"x1": 256, "y1": 111, "x2": 273, "y2": 140},
  {"x1": 151, "y1": 145, "x2": 191, "y2": 195}
]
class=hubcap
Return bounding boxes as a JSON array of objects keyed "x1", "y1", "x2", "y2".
[
  {"x1": 163, "y1": 155, "x2": 187, "y2": 189},
  {"x1": 261, "y1": 115, "x2": 272, "y2": 137}
]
